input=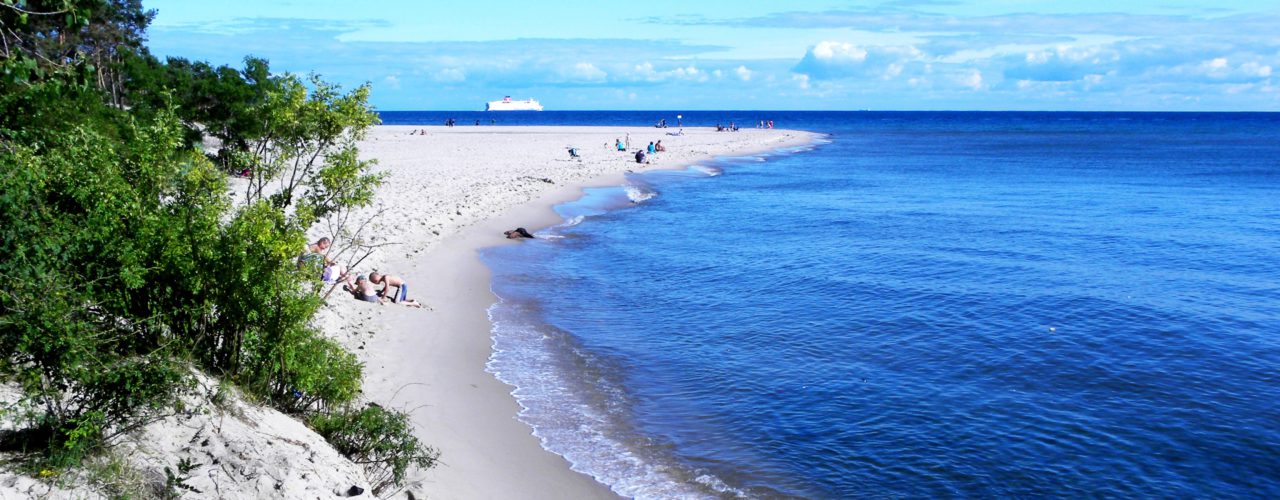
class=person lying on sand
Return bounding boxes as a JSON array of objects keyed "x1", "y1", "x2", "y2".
[
  {"x1": 504, "y1": 227, "x2": 535, "y2": 239},
  {"x1": 368, "y1": 272, "x2": 424, "y2": 308},
  {"x1": 351, "y1": 275, "x2": 382, "y2": 304}
]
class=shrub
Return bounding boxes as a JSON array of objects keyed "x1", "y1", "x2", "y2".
[{"x1": 310, "y1": 405, "x2": 440, "y2": 495}]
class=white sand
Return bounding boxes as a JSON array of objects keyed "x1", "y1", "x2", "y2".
[{"x1": 321, "y1": 125, "x2": 820, "y2": 498}]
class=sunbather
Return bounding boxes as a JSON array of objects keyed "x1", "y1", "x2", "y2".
[{"x1": 504, "y1": 227, "x2": 535, "y2": 239}]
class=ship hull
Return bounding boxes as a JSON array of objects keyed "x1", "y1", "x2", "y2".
[{"x1": 485, "y1": 99, "x2": 543, "y2": 111}]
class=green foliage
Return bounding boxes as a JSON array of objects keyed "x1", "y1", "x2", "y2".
[
  {"x1": 1, "y1": 0, "x2": 154, "y2": 105},
  {"x1": 161, "y1": 457, "x2": 200, "y2": 498},
  {"x1": 1, "y1": 0, "x2": 433, "y2": 490},
  {"x1": 311, "y1": 405, "x2": 440, "y2": 495},
  {"x1": 0, "y1": 104, "x2": 195, "y2": 465},
  {"x1": 84, "y1": 451, "x2": 149, "y2": 498}
]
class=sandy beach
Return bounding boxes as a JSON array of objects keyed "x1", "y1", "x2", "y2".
[{"x1": 319, "y1": 125, "x2": 819, "y2": 498}]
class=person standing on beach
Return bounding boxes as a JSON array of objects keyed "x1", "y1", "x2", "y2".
[{"x1": 625, "y1": 133, "x2": 631, "y2": 149}]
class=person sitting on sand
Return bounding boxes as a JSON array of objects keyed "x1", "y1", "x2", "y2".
[
  {"x1": 504, "y1": 227, "x2": 534, "y2": 239},
  {"x1": 368, "y1": 272, "x2": 424, "y2": 307},
  {"x1": 616, "y1": 138, "x2": 625, "y2": 151},
  {"x1": 647, "y1": 141, "x2": 656, "y2": 154},
  {"x1": 655, "y1": 140, "x2": 666, "y2": 152},
  {"x1": 300, "y1": 237, "x2": 352, "y2": 288},
  {"x1": 635, "y1": 150, "x2": 646, "y2": 163}
]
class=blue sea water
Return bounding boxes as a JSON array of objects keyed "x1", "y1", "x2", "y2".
[{"x1": 447, "y1": 112, "x2": 1280, "y2": 498}]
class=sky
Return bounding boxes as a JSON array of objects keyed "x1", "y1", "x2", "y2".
[{"x1": 142, "y1": 1, "x2": 1280, "y2": 111}]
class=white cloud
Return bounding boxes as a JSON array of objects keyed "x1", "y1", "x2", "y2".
[
  {"x1": 958, "y1": 69, "x2": 984, "y2": 90},
  {"x1": 884, "y1": 63, "x2": 904, "y2": 79},
  {"x1": 630, "y1": 62, "x2": 710, "y2": 82},
  {"x1": 434, "y1": 67, "x2": 466, "y2": 82},
  {"x1": 563, "y1": 62, "x2": 607, "y2": 82},
  {"x1": 793, "y1": 73, "x2": 810, "y2": 89},
  {"x1": 794, "y1": 41, "x2": 923, "y2": 80},
  {"x1": 813, "y1": 41, "x2": 868, "y2": 63},
  {"x1": 1240, "y1": 61, "x2": 1271, "y2": 77},
  {"x1": 383, "y1": 74, "x2": 401, "y2": 89},
  {"x1": 735, "y1": 65, "x2": 753, "y2": 81}
]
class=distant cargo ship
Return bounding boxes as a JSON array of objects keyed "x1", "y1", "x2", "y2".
[{"x1": 486, "y1": 96, "x2": 543, "y2": 111}]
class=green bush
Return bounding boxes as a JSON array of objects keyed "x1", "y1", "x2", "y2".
[
  {"x1": 3, "y1": 1, "x2": 423, "y2": 486},
  {"x1": 310, "y1": 405, "x2": 440, "y2": 495}
]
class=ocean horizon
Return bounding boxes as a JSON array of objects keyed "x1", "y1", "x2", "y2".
[{"x1": 409, "y1": 111, "x2": 1279, "y2": 498}]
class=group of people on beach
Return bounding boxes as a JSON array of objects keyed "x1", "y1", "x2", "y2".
[
  {"x1": 715, "y1": 120, "x2": 773, "y2": 131},
  {"x1": 300, "y1": 237, "x2": 424, "y2": 308},
  {"x1": 614, "y1": 134, "x2": 667, "y2": 164}
]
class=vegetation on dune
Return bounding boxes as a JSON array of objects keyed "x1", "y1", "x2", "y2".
[{"x1": 0, "y1": 0, "x2": 436, "y2": 491}]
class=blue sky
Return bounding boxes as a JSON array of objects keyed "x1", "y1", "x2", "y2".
[{"x1": 143, "y1": 1, "x2": 1280, "y2": 111}]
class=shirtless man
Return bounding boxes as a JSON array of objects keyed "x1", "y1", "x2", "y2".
[
  {"x1": 351, "y1": 275, "x2": 382, "y2": 304},
  {"x1": 302, "y1": 237, "x2": 352, "y2": 288},
  {"x1": 368, "y1": 272, "x2": 424, "y2": 308}
]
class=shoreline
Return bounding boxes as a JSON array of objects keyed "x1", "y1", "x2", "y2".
[{"x1": 341, "y1": 125, "x2": 820, "y2": 497}]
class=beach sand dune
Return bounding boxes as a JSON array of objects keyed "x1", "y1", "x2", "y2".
[{"x1": 323, "y1": 125, "x2": 818, "y2": 498}]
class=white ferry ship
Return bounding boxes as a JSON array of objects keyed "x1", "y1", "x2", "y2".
[{"x1": 485, "y1": 96, "x2": 543, "y2": 111}]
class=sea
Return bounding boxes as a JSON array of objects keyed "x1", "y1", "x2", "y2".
[{"x1": 382, "y1": 111, "x2": 1280, "y2": 498}]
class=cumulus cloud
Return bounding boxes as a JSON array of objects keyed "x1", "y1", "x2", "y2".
[
  {"x1": 957, "y1": 69, "x2": 983, "y2": 90},
  {"x1": 562, "y1": 62, "x2": 607, "y2": 82},
  {"x1": 434, "y1": 68, "x2": 466, "y2": 83},
  {"x1": 793, "y1": 41, "x2": 922, "y2": 80},
  {"x1": 628, "y1": 62, "x2": 711, "y2": 83},
  {"x1": 1003, "y1": 45, "x2": 1120, "y2": 82},
  {"x1": 700, "y1": 9, "x2": 1280, "y2": 40},
  {"x1": 146, "y1": 8, "x2": 1280, "y2": 110},
  {"x1": 793, "y1": 73, "x2": 810, "y2": 89}
]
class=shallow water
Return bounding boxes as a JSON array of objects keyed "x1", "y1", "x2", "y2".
[{"x1": 477, "y1": 112, "x2": 1280, "y2": 498}]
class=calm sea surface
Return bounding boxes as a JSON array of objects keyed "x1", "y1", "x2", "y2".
[{"x1": 391, "y1": 111, "x2": 1280, "y2": 498}]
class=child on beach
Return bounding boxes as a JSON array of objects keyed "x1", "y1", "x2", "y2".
[{"x1": 368, "y1": 272, "x2": 424, "y2": 308}]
